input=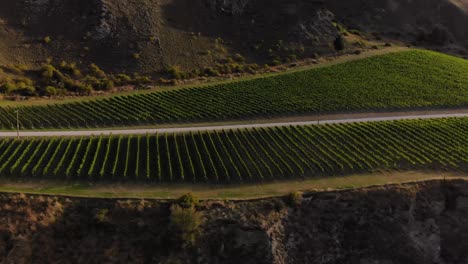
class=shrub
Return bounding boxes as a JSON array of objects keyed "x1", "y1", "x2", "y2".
[
  {"x1": 170, "y1": 205, "x2": 202, "y2": 247},
  {"x1": 113, "y1": 74, "x2": 132, "y2": 86},
  {"x1": 177, "y1": 193, "x2": 199, "y2": 209},
  {"x1": 0, "y1": 82, "x2": 16, "y2": 94},
  {"x1": 244, "y1": 63, "x2": 259, "y2": 74},
  {"x1": 133, "y1": 74, "x2": 152, "y2": 85},
  {"x1": 96, "y1": 79, "x2": 114, "y2": 91},
  {"x1": 287, "y1": 191, "x2": 303, "y2": 206},
  {"x1": 334, "y1": 35, "x2": 345, "y2": 52},
  {"x1": 84, "y1": 75, "x2": 114, "y2": 90},
  {"x1": 204, "y1": 67, "x2": 220, "y2": 77},
  {"x1": 6, "y1": 64, "x2": 25, "y2": 75},
  {"x1": 10, "y1": 82, "x2": 35, "y2": 96},
  {"x1": 349, "y1": 29, "x2": 362, "y2": 36},
  {"x1": 95, "y1": 208, "x2": 109, "y2": 223},
  {"x1": 89, "y1": 63, "x2": 106, "y2": 78},
  {"x1": 64, "y1": 79, "x2": 92, "y2": 94},
  {"x1": 41, "y1": 64, "x2": 57, "y2": 80},
  {"x1": 43, "y1": 36, "x2": 52, "y2": 44},
  {"x1": 0, "y1": 77, "x2": 35, "y2": 96},
  {"x1": 333, "y1": 22, "x2": 347, "y2": 34},
  {"x1": 288, "y1": 54, "x2": 298, "y2": 62},
  {"x1": 233, "y1": 53, "x2": 246, "y2": 62},
  {"x1": 191, "y1": 68, "x2": 201, "y2": 77},
  {"x1": 45, "y1": 86, "x2": 58, "y2": 96},
  {"x1": 167, "y1": 65, "x2": 184, "y2": 80},
  {"x1": 270, "y1": 59, "x2": 282, "y2": 66},
  {"x1": 59, "y1": 61, "x2": 80, "y2": 75}
]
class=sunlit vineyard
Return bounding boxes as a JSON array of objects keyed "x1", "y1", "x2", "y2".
[
  {"x1": 0, "y1": 50, "x2": 467, "y2": 129},
  {"x1": 0, "y1": 118, "x2": 465, "y2": 182}
]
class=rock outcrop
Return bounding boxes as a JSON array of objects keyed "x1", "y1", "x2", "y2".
[{"x1": 1, "y1": 180, "x2": 468, "y2": 263}]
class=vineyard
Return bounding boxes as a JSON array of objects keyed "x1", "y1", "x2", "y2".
[
  {"x1": 0, "y1": 118, "x2": 465, "y2": 182},
  {"x1": 0, "y1": 50, "x2": 467, "y2": 129}
]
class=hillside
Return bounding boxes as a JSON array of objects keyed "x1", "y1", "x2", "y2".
[
  {"x1": 1, "y1": 50, "x2": 467, "y2": 129},
  {"x1": 0, "y1": 0, "x2": 466, "y2": 76},
  {"x1": 1, "y1": 180, "x2": 468, "y2": 263}
]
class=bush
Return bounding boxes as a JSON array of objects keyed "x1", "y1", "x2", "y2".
[
  {"x1": 270, "y1": 59, "x2": 282, "y2": 66},
  {"x1": 59, "y1": 61, "x2": 81, "y2": 77},
  {"x1": 64, "y1": 78, "x2": 92, "y2": 94},
  {"x1": 177, "y1": 193, "x2": 199, "y2": 209},
  {"x1": 233, "y1": 53, "x2": 246, "y2": 62},
  {"x1": 84, "y1": 75, "x2": 114, "y2": 90},
  {"x1": 349, "y1": 29, "x2": 362, "y2": 36},
  {"x1": 167, "y1": 65, "x2": 184, "y2": 80},
  {"x1": 170, "y1": 205, "x2": 202, "y2": 247},
  {"x1": 45, "y1": 86, "x2": 58, "y2": 96},
  {"x1": 115, "y1": 74, "x2": 132, "y2": 85},
  {"x1": 41, "y1": 64, "x2": 57, "y2": 80},
  {"x1": 333, "y1": 22, "x2": 346, "y2": 34},
  {"x1": 95, "y1": 78, "x2": 114, "y2": 91},
  {"x1": 95, "y1": 208, "x2": 109, "y2": 223},
  {"x1": 43, "y1": 36, "x2": 52, "y2": 44},
  {"x1": 287, "y1": 191, "x2": 303, "y2": 206},
  {"x1": 0, "y1": 82, "x2": 16, "y2": 94},
  {"x1": 89, "y1": 63, "x2": 106, "y2": 78},
  {"x1": 1, "y1": 77, "x2": 35, "y2": 96},
  {"x1": 334, "y1": 35, "x2": 345, "y2": 52},
  {"x1": 133, "y1": 74, "x2": 152, "y2": 85},
  {"x1": 11, "y1": 83, "x2": 35, "y2": 96},
  {"x1": 204, "y1": 67, "x2": 220, "y2": 77}
]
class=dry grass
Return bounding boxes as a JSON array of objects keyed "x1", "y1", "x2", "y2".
[{"x1": 0, "y1": 170, "x2": 465, "y2": 200}]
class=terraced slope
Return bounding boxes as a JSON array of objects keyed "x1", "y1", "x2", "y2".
[
  {"x1": 1, "y1": 50, "x2": 467, "y2": 129},
  {"x1": 0, "y1": 118, "x2": 465, "y2": 183}
]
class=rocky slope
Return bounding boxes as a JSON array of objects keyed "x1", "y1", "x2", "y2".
[
  {"x1": 1, "y1": 180, "x2": 468, "y2": 263},
  {"x1": 0, "y1": 0, "x2": 466, "y2": 74}
]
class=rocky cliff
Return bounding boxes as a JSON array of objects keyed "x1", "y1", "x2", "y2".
[{"x1": 1, "y1": 180, "x2": 468, "y2": 263}]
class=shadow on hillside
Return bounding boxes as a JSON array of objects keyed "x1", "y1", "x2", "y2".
[{"x1": 161, "y1": 0, "x2": 334, "y2": 62}]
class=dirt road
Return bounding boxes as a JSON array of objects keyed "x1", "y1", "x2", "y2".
[{"x1": 0, "y1": 110, "x2": 466, "y2": 137}]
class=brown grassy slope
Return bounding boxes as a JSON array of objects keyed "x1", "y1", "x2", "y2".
[
  {"x1": 326, "y1": 0, "x2": 468, "y2": 52},
  {"x1": 0, "y1": 0, "x2": 466, "y2": 75}
]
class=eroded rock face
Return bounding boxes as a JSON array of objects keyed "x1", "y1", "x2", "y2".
[
  {"x1": 206, "y1": 0, "x2": 251, "y2": 15},
  {"x1": 1, "y1": 180, "x2": 468, "y2": 263}
]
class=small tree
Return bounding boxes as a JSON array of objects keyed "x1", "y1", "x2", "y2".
[
  {"x1": 287, "y1": 191, "x2": 303, "y2": 207},
  {"x1": 43, "y1": 36, "x2": 52, "y2": 44},
  {"x1": 177, "y1": 193, "x2": 199, "y2": 209},
  {"x1": 334, "y1": 35, "x2": 345, "y2": 52},
  {"x1": 45, "y1": 86, "x2": 58, "y2": 97},
  {"x1": 170, "y1": 205, "x2": 203, "y2": 247}
]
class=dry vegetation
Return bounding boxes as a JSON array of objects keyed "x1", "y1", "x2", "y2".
[
  {"x1": 1, "y1": 180, "x2": 468, "y2": 263},
  {"x1": 0, "y1": 0, "x2": 465, "y2": 100}
]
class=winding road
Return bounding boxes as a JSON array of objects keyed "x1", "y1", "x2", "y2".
[{"x1": 0, "y1": 110, "x2": 466, "y2": 137}]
